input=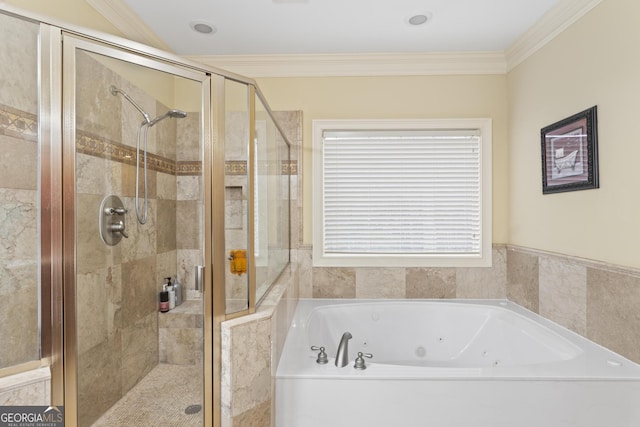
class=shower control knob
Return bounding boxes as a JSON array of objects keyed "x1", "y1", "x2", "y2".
[
  {"x1": 108, "y1": 221, "x2": 129, "y2": 238},
  {"x1": 310, "y1": 346, "x2": 329, "y2": 364},
  {"x1": 99, "y1": 195, "x2": 128, "y2": 246},
  {"x1": 104, "y1": 207, "x2": 127, "y2": 216}
]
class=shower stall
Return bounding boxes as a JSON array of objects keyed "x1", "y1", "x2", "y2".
[{"x1": 0, "y1": 5, "x2": 291, "y2": 427}]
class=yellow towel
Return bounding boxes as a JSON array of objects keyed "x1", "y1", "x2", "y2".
[{"x1": 229, "y1": 250, "x2": 247, "y2": 275}]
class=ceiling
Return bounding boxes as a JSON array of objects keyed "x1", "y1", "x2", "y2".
[
  {"x1": 85, "y1": 0, "x2": 600, "y2": 76},
  {"x1": 117, "y1": 0, "x2": 560, "y2": 56}
]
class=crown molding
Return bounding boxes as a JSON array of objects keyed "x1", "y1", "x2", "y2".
[
  {"x1": 85, "y1": 0, "x2": 172, "y2": 52},
  {"x1": 185, "y1": 52, "x2": 508, "y2": 78},
  {"x1": 505, "y1": 0, "x2": 603, "y2": 71},
  {"x1": 87, "y1": 0, "x2": 602, "y2": 77}
]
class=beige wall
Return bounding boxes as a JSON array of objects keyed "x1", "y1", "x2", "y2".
[
  {"x1": 256, "y1": 75, "x2": 510, "y2": 246},
  {"x1": 4, "y1": 0, "x2": 123, "y2": 37},
  {"x1": 5, "y1": 0, "x2": 181, "y2": 107},
  {"x1": 507, "y1": 0, "x2": 640, "y2": 269}
]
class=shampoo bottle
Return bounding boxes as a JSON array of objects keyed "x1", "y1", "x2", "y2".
[
  {"x1": 159, "y1": 284, "x2": 169, "y2": 313},
  {"x1": 166, "y1": 277, "x2": 176, "y2": 310},
  {"x1": 173, "y1": 275, "x2": 182, "y2": 307}
]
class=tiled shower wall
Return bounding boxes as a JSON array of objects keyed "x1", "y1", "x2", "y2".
[
  {"x1": 225, "y1": 111, "x2": 250, "y2": 311},
  {"x1": 75, "y1": 52, "x2": 201, "y2": 425},
  {"x1": 221, "y1": 111, "x2": 302, "y2": 427},
  {"x1": 0, "y1": 11, "x2": 40, "y2": 370}
]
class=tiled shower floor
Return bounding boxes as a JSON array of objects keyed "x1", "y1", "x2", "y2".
[{"x1": 92, "y1": 364, "x2": 203, "y2": 426}]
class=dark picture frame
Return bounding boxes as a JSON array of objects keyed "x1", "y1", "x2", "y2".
[{"x1": 541, "y1": 106, "x2": 599, "y2": 194}]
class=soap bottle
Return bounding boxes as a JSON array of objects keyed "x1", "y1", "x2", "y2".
[
  {"x1": 173, "y1": 275, "x2": 182, "y2": 307},
  {"x1": 166, "y1": 277, "x2": 176, "y2": 310},
  {"x1": 159, "y1": 284, "x2": 169, "y2": 313}
]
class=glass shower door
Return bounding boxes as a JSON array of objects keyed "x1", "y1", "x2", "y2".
[{"x1": 63, "y1": 36, "x2": 210, "y2": 426}]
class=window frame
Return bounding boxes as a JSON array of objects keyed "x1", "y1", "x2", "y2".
[{"x1": 312, "y1": 118, "x2": 492, "y2": 268}]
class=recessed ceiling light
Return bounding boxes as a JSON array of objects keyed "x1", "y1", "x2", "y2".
[
  {"x1": 190, "y1": 21, "x2": 217, "y2": 35},
  {"x1": 408, "y1": 14, "x2": 430, "y2": 26}
]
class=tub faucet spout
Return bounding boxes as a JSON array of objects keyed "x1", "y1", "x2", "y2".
[{"x1": 335, "y1": 332, "x2": 353, "y2": 367}]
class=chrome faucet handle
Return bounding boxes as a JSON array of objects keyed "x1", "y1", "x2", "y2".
[
  {"x1": 310, "y1": 346, "x2": 329, "y2": 364},
  {"x1": 354, "y1": 352, "x2": 373, "y2": 370}
]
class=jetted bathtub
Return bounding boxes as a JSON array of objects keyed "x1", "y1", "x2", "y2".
[{"x1": 275, "y1": 299, "x2": 640, "y2": 427}]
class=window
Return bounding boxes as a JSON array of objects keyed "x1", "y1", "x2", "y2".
[{"x1": 312, "y1": 119, "x2": 492, "y2": 267}]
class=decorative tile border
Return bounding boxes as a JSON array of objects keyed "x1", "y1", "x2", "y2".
[
  {"x1": 177, "y1": 161, "x2": 203, "y2": 176},
  {"x1": 77, "y1": 130, "x2": 178, "y2": 175},
  {"x1": 282, "y1": 160, "x2": 297, "y2": 175},
  {"x1": 0, "y1": 104, "x2": 37, "y2": 142},
  {"x1": 76, "y1": 131, "x2": 136, "y2": 166},
  {"x1": 77, "y1": 129, "x2": 202, "y2": 176},
  {"x1": 226, "y1": 161, "x2": 247, "y2": 175},
  {"x1": 227, "y1": 160, "x2": 297, "y2": 176},
  {"x1": 0, "y1": 104, "x2": 294, "y2": 177}
]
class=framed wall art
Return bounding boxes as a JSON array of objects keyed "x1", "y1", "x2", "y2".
[{"x1": 541, "y1": 106, "x2": 599, "y2": 194}]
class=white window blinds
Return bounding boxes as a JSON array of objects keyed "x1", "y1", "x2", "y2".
[{"x1": 321, "y1": 129, "x2": 482, "y2": 256}]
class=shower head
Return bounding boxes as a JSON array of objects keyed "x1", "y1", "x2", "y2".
[
  {"x1": 168, "y1": 109, "x2": 188, "y2": 119},
  {"x1": 110, "y1": 85, "x2": 151, "y2": 124},
  {"x1": 110, "y1": 85, "x2": 186, "y2": 128},
  {"x1": 148, "y1": 109, "x2": 188, "y2": 127}
]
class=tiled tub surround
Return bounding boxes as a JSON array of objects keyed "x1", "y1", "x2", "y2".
[
  {"x1": 221, "y1": 262, "x2": 300, "y2": 427},
  {"x1": 220, "y1": 243, "x2": 640, "y2": 427},
  {"x1": 507, "y1": 246, "x2": 640, "y2": 365},
  {"x1": 299, "y1": 246, "x2": 508, "y2": 300},
  {"x1": 296, "y1": 245, "x2": 640, "y2": 366},
  {"x1": 74, "y1": 51, "x2": 203, "y2": 426}
]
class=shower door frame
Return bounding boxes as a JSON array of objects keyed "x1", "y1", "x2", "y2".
[{"x1": 61, "y1": 34, "x2": 214, "y2": 426}]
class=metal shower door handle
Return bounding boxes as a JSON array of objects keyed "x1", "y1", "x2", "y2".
[{"x1": 195, "y1": 265, "x2": 204, "y2": 291}]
